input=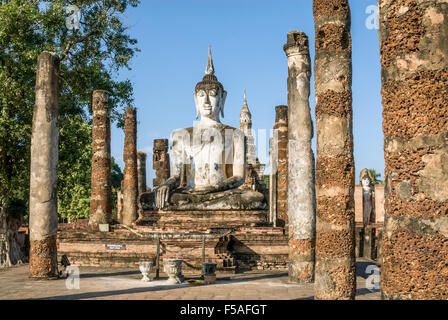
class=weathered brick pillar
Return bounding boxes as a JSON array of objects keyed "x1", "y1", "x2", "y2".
[
  {"x1": 117, "y1": 180, "x2": 124, "y2": 223},
  {"x1": 122, "y1": 108, "x2": 138, "y2": 226},
  {"x1": 89, "y1": 90, "x2": 112, "y2": 227},
  {"x1": 153, "y1": 139, "x2": 170, "y2": 188},
  {"x1": 137, "y1": 151, "x2": 147, "y2": 194},
  {"x1": 379, "y1": 0, "x2": 448, "y2": 300},
  {"x1": 269, "y1": 137, "x2": 277, "y2": 226},
  {"x1": 313, "y1": 0, "x2": 356, "y2": 299},
  {"x1": 29, "y1": 51, "x2": 60, "y2": 279},
  {"x1": 284, "y1": 31, "x2": 316, "y2": 283},
  {"x1": 274, "y1": 105, "x2": 288, "y2": 228}
]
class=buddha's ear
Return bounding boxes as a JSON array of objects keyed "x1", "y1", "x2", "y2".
[
  {"x1": 220, "y1": 90, "x2": 227, "y2": 118},
  {"x1": 194, "y1": 92, "x2": 199, "y2": 120}
]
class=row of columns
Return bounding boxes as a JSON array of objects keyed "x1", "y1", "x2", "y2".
[
  {"x1": 280, "y1": 0, "x2": 447, "y2": 300},
  {"x1": 277, "y1": 0, "x2": 356, "y2": 299},
  {"x1": 280, "y1": 0, "x2": 357, "y2": 299}
]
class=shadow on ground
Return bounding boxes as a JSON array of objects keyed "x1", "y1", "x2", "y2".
[
  {"x1": 33, "y1": 261, "x2": 380, "y2": 300},
  {"x1": 34, "y1": 272, "x2": 289, "y2": 300}
]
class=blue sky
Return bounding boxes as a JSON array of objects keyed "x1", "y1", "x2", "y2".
[{"x1": 111, "y1": 0, "x2": 383, "y2": 188}]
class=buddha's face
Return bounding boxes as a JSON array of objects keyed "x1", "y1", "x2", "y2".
[
  {"x1": 361, "y1": 177, "x2": 371, "y2": 191},
  {"x1": 194, "y1": 87, "x2": 226, "y2": 121}
]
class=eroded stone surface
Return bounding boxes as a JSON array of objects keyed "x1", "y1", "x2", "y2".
[
  {"x1": 313, "y1": 0, "x2": 356, "y2": 300},
  {"x1": 29, "y1": 51, "x2": 60, "y2": 279},
  {"x1": 137, "y1": 151, "x2": 147, "y2": 194},
  {"x1": 284, "y1": 31, "x2": 316, "y2": 283},
  {"x1": 153, "y1": 139, "x2": 170, "y2": 189},
  {"x1": 273, "y1": 106, "x2": 288, "y2": 228},
  {"x1": 122, "y1": 108, "x2": 138, "y2": 226},
  {"x1": 89, "y1": 90, "x2": 112, "y2": 226},
  {"x1": 379, "y1": 0, "x2": 448, "y2": 299}
]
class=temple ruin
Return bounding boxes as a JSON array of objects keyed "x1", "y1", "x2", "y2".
[{"x1": 18, "y1": 0, "x2": 447, "y2": 301}]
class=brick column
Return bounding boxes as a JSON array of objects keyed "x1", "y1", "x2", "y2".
[
  {"x1": 379, "y1": 0, "x2": 448, "y2": 299},
  {"x1": 137, "y1": 151, "x2": 147, "y2": 194},
  {"x1": 284, "y1": 31, "x2": 316, "y2": 283},
  {"x1": 153, "y1": 139, "x2": 170, "y2": 188},
  {"x1": 29, "y1": 51, "x2": 60, "y2": 279},
  {"x1": 122, "y1": 108, "x2": 138, "y2": 226},
  {"x1": 313, "y1": 0, "x2": 356, "y2": 299},
  {"x1": 274, "y1": 105, "x2": 288, "y2": 228},
  {"x1": 89, "y1": 90, "x2": 112, "y2": 227},
  {"x1": 269, "y1": 137, "x2": 277, "y2": 226}
]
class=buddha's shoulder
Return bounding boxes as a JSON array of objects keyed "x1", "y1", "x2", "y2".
[
  {"x1": 171, "y1": 127, "x2": 194, "y2": 136},
  {"x1": 171, "y1": 124, "x2": 243, "y2": 137}
]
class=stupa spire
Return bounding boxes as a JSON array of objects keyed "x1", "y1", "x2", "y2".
[{"x1": 241, "y1": 89, "x2": 251, "y2": 115}]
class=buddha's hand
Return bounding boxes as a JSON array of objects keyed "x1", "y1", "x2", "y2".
[{"x1": 155, "y1": 185, "x2": 170, "y2": 209}]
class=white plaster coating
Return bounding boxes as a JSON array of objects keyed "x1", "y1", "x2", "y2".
[
  {"x1": 29, "y1": 52, "x2": 59, "y2": 241},
  {"x1": 316, "y1": 115, "x2": 350, "y2": 157},
  {"x1": 285, "y1": 33, "x2": 316, "y2": 242}
]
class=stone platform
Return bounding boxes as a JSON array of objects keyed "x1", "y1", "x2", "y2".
[
  {"x1": 57, "y1": 209, "x2": 288, "y2": 272},
  {"x1": 136, "y1": 209, "x2": 270, "y2": 231}
]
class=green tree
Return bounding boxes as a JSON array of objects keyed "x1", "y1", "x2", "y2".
[
  {"x1": 369, "y1": 169, "x2": 383, "y2": 185},
  {"x1": 0, "y1": 0, "x2": 140, "y2": 265},
  {"x1": 58, "y1": 114, "x2": 92, "y2": 222},
  {"x1": 111, "y1": 156, "x2": 124, "y2": 189},
  {"x1": 111, "y1": 156, "x2": 123, "y2": 219}
]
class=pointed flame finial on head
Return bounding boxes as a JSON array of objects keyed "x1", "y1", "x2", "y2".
[
  {"x1": 244, "y1": 88, "x2": 247, "y2": 104},
  {"x1": 205, "y1": 45, "x2": 215, "y2": 75}
]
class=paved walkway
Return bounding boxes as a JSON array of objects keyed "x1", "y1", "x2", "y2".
[{"x1": 0, "y1": 260, "x2": 380, "y2": 300}]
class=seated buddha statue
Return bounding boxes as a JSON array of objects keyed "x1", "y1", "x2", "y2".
[{"x1": 140, "y1": 48, "x2": 266, "y2": 211}]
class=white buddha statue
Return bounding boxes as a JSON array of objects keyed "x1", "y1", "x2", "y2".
[{"x1": 151, "y1": 47, "x2": 265, "y2": 211}]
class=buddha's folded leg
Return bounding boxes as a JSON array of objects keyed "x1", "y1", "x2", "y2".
[{"x1": 139, "y1": 191, "x2": 156, "y2": 211}]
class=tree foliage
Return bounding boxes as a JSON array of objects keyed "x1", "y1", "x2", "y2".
[
  {"x1": 368, "y1": 169, "x2": 383, "y2": 185},
  {"x1": 0, "y1": 0, "x2": 139, "y2": 224}
]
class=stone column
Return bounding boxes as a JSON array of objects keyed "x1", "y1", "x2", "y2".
[
  {"x1": 284, "y1": 31, "x2": 316, "y2": 283},
  {"x1": 269, "y1": 137, "x2": 277, "y2": 226},
  {"x1": 153, "y1": 139, "x2": 170, "y2": 188},
  {"x1": 89, "y1": 90, "x2": 112, "y2": 227},
  {"x1": 137, "y1": 151, "x2": 147, "y2": 194},
  {"x1": 379, "y1": 0, "x2": 448, "y2": 300},
  {"x1": 273, "y1": 105, "x2": 288, "y2": 228},
  {"x1": 29, "y1": 51, "x2": 60, "y2": 279},
  {"x1": 313, "y1": 0, "x2": 356, "y2": 299},
  {"x1": 117, "y1": 180, "x2": 124, "y2": 223},
  {"x1": 122, "y1": 107, "x2": 138, "y2": 226}
]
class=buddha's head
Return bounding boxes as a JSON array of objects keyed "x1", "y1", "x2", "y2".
[
  {"x1": 360, "y1": 168, "x2": 373, "y2": 191},
  {"x1": 194, "y1": 47, "x2": 227, "y2": 121}
]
